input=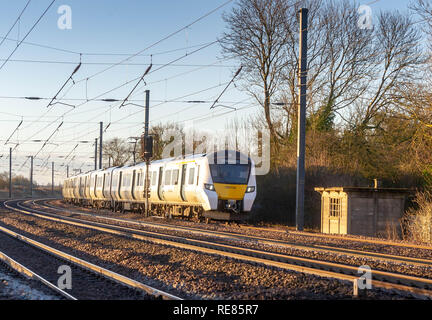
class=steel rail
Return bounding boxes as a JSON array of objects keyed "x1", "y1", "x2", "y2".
[
  {"x1": 6, "y1": 199, "x2": 432, "y2": 299},
  {"x1": 36, "y1": 199, "x2": 432, "y2": 268},
  {"x1": 1, "y1": 201, "x2": 181, "y2": 300},
  {"x1": 240, "y1": 224, "x2": 432, "y2": 251},
  {"x1": 0, "y1": 249, "x2": 76, "y2": 300}
]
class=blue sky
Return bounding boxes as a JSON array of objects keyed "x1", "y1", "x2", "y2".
[{"x1": 0, "y1": 0, "x2": 419, "y2": 184}]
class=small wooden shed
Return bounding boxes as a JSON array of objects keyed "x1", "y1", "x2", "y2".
[{"x1": 314, "y1": 187, "x2": 410, "y2": 237}]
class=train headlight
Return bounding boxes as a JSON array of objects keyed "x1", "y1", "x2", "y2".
[
  {"x1": 204, "y1": 183, "x2": 215, "y2": 191},
  {"x1": 246, "y1": 186, "x2": 255, "y2": 193}
]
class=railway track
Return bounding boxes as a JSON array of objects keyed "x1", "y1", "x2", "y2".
[
  {"x1": 34, "y1": 199, "x2": 432, "y2": 269},
  {"x1": 4, "y1": 198, "x2": 432, "y2": 299},
  {"x1": 0, "y1": 246, "x2": 72, "y2": 299},
  {"x1": 0, "y1": 200, "x2": 181, "y2": 300},
  {"x1": 241, "y1": 225, "x2": 432, "y2": 251}
]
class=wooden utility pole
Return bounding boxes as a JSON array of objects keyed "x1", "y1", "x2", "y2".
[{"x1": 296, "y1": 8, "x2": 308, "y2": 231}]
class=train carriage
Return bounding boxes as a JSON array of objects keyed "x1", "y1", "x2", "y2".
[{"x1": 62, "y1": 150, "x2": 257, "y2": 221}]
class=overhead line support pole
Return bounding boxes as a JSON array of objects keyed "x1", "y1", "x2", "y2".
[
  {"x1": 95, "y1": 138, "x2": 98, "y2": 170},
  {"x1": 52, "y1": 162, "x2": 54, "y2": 196},
  {"x1": 296, "y1": 8, "x2": 308, "y2": 232},
  {"x1": 144, "y1": 90, "x2": 150, "y2": 217},
  {"x1": 99, "y1": 122, "x2": 103, "y2": 169},
  {"x1": 30, "y1": 156, "x2": 33, "y2": 198},
  {"x1": 9, "y1": 147, "x2": 12, "y2": 199}
]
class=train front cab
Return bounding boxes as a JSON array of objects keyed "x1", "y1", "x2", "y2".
[{"x1": 202, "y1": 151, "x2": 257, "y2": 221}]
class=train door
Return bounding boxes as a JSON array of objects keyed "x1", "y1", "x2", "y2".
[
  {"x1": 118, "y1": 171, "x2": 123, "y2": 199},
  {"x1": 84, "y1": 176, "x2": 87, "y2": 199},
  {"x1": 180, "y1": 164, "x2": 187, "y2": 201},
  {"x1": 131, "y1": 170, "x2": 136, "y2": 200},
  {"x1": 157, "y1": 167, "x2": 164, "y2": 200},
  {"x1": 102, "y1": 173, "x2": 106, "y2": 198},
  {"x1": 92, "y1": 175, "x2": 97, "y2": 198}
]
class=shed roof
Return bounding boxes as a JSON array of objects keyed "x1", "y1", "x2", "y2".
[{"x1": 314, "y1": 187, "x2": 412, "y2": 194}]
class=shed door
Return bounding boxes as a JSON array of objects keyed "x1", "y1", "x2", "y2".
[{"x1": 328, "y1": 197, "x2": 341, "y2": 234}]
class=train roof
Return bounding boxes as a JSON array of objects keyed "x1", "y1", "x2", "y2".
[{"x1": 65, "y1": 150, "x2": 252, "y2": 179}]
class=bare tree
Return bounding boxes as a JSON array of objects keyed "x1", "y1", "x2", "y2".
[
  {"x1": 309, "y1": 0, "x2": 376, "y2": 131},
  {"x1": 343, "y1": 10, "x2": 423, "y2": 135},
  {"x1": 103, "y1": 138, "x2": 132, "y2": 166},
  {"x1": 220, "y1": 0, "x2": 377, "y2": 140},
  {"x1": 410, "y1": 0, "x2": 432, "y2": 47},
  {"x1": 137, "y1": 122, "x2": 185, "y2": 161},
  {"x1": 220, "y1": 0, "x2": 294, "y2": 147}
]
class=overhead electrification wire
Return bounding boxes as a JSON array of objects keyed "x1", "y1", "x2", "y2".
[
  {"x1": 45, "y1": 62, "x2": 82, "y2": 108},
  {"x1": 0, "y1": 58, "x2": 236, "y2": 67},
  {"x1": 4, "y1": 120, "x2": 23, "y2": 145},
  {"x1": 118, "y1": 62, "x2": 153, "y2": 109},
  {"x1": 74, "y1": 0, "x2": 234, "y2": 84},
  {"x1": 63, "y1": 144, "x2": 79, "y2": 161},
  {"x1": 19, "y1": 121, "x2": 63, "y2": 170},
  {"x1": 13, "y1": 0, "x2": 235, "y2": 149},
  {"x1": 210, "y1": 66, "x2": 242, "y2": 109},
  {"x1": 0, "y1": 0, "x2": 56, "y2": 72},
  {"x1": 20, "y1": 39, "x2": 222, "y2": 149},
  {"x1": 0, "y1": 0, "x2": 32, "y2": 48},
  {"x1": 0, "y1": 36, "x2": 222, "y2": 59},
  {"x1": 13, "y1": 1, "x2": 236, "y2": 168}
]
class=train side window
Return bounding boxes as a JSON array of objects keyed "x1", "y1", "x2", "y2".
[
  {"x1": 188, "y1": 168, "x2": 195, "y2": 185},
  {"x1": 172, "y1": 169, "x2": 179, "y2": 185},
  {"x1": 196, "y1": 165, "x2": 200, "y2": 185},
  {"x1": 164, "y1": 170, "x2": 172, "y2": 185}
]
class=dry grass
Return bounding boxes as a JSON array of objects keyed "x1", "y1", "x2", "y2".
[{"x1": 401, "y1": 191, "x2": 432, "y2": 244}]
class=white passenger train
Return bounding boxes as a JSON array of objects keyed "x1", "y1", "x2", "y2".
[{"x1": 62, "y1": 150, "x2": 257, "y2": 221}]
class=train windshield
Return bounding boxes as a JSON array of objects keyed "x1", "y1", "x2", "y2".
[{"x1": 209, "y1": 164, "x2": 250, "y2": 185}]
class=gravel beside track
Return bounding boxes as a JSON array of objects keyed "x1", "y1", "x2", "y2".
[
  {"x1": 0, "y1": 201, "x2": 418, "y2": 300},
  {"x1": 36, "y1": 200, "x2": 432, "y2": 280},
  {"x1": 0, "y1": 260, "x2": 61, "y2": 300},
  {"x1": 0, "y1": 228, "x2": 153, "y2": 300},
  {"x1": 50, "y1": 200, "x2": 432, "y2": 260}
]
